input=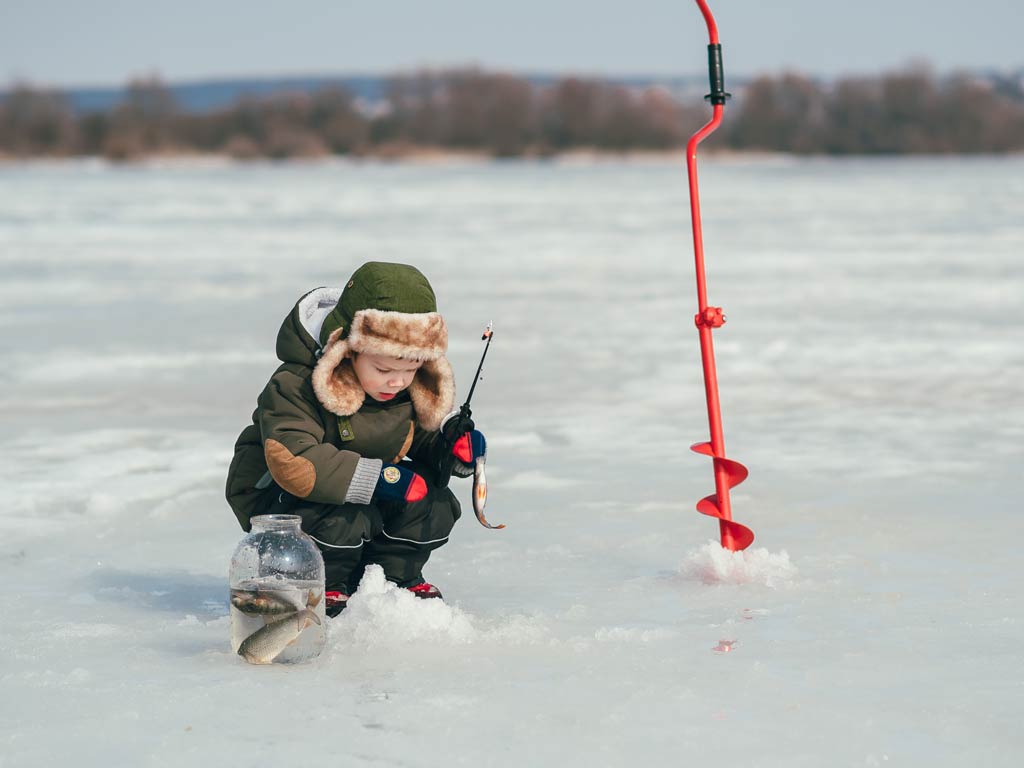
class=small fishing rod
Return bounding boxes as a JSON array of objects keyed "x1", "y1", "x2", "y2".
[
  {"x1": 463, "y1": 322, "x2": 493, "y2": 417},
  {"x1": 438, "y1": 323, "x2": 505, "y2": 530}
]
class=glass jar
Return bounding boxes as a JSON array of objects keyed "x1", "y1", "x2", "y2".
[{"x1": 229, "y1": 514, "x2": 326, "y2": 664}]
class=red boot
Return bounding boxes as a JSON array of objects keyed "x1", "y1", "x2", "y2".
[
  {"x1": 406, "y1": 582, "x2": 443, "y2": 600},
  {"x1": 325, "y1": 590, "x2": 349, "y2": 617}
]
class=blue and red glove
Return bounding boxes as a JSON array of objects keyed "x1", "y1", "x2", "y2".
[
  {"x1": 375, "y1": 464, "x2": 428, "y2": 502},
  {"x1": 441, "y1": 411, "x2": 475, "y2": 447},
  {"x1": 451, "y1": 430, "x2": 487, "y2": 477}
]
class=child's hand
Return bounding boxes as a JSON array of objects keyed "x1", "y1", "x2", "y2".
[
  {"x1": 451, "y1": 430, "x2": 487, "y2": 477},
  {"x1": 375, "y1": 464, "x2": 428, "y2": 503},
  {"x1": 441, "y1": 411, "x2": 475, "y2": 448}
]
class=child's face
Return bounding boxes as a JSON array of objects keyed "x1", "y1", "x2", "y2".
[{"x1": 351, "y1": 353, "x2": 423, "y2": 402}]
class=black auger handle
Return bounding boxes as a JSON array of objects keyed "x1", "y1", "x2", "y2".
[{"x1": 705, "y1": 44, "x2": 731, "y2": 105}]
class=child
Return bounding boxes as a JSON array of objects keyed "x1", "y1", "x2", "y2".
[{"x1": 226, "y1": 261, "x2": 486, "y2": 616}]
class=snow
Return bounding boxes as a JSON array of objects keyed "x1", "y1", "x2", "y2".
[
  {"x1": 1, "y1": 156, "x2": 1023, "y2": 766},
  {"x1": 334, "y1": 565, "x2": 478, "y2": 645},
  {"x1": 329, "y1": 564, "x2": 547, "y2": 648},
  {"x1": 682, "y1": 540, "x2": 798, "y2": 587}
]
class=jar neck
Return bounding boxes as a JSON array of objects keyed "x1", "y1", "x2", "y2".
[{"x1": 250, "y1": 514, "x2": 303, "y2": 533}]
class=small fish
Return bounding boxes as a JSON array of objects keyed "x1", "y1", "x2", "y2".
[
  {"x1": 238, "y1": 608, "x2": 321, "y2": 664},
  {"x1": 231, "y1": 587, "x2": 321, "y2": 617},
  {"x1": 472, "y1": 457, "x2": 504, "y2": 530},
  {"x1": 231, "y1": 589, "x2": 299, "y2": 617}
]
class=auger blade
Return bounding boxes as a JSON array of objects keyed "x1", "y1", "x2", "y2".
[{"x1": 690, "y1": 442, "x2": 754, "y2": 551}]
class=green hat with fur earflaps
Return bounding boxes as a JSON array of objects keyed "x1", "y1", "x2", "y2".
[
  {"x1": 311, "y1": 262, "x2": 455, "y2": 430},
  {"x1": 319, "y1": 261, "x2": 447, "y2": 359}
]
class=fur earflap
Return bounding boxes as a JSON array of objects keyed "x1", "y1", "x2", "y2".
[
  {"x1": 310, "y1": 328, "x2": 365, "y2": 417},
  {"x1": 408, "y1": 356, "x2": 456, "y2": 431}
]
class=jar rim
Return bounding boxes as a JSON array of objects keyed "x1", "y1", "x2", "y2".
[{"x1": 250, "y1": 514, "x2": 302, "y2": 528}]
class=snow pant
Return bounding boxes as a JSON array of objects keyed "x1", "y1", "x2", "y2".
[{"x1": 254, "y1": 460, "x2": 461, "y2": 593}]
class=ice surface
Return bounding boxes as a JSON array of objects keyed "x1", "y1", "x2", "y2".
[{"x1": 1, "y1": 157, "x2": 1022, "y2": 766}]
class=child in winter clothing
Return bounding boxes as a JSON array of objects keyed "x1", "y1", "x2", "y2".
[{"x1": 225, "y1": 262, "x2": 485, "y2": 615}]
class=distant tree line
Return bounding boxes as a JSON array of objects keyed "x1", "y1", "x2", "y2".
[
  {"x1": 731, "y1": 69, "x2": 1024, "y2": 153},
  {"x1": 2, "y1": 67, "x2": 1022, "y2": 160}
]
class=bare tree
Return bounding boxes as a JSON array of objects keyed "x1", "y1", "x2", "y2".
[
  {"x1": 0, "y1": 84, "x2": 79, "y2": 156},
  {"x1": 104, "y1": 75, "x2": 180, "y2": 159},
  {"x1": 730, "y1": 73, "x2": 825, "y2": 153}
]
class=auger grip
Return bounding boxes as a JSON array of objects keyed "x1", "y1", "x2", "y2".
[{"x1": 705, "y1": 44, "x2": 731, "y2": 105}]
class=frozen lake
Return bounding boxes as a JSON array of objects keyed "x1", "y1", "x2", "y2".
[{"x1": 1, "y1": 156, "x2": 1022, "y2": 766}]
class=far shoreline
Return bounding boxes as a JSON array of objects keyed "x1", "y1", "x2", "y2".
[{"x1": 2, "y1": 147, "x2": 1022, "y2": 168}]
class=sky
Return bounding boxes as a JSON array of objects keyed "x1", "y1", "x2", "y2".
[{"x1": 2, "y1": 0, "x2": 1021, "y2": 87}]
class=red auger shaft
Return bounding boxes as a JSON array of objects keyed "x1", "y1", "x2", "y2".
[{"x1": 686, "y1": 0, "x2": 754, "y2": 551}]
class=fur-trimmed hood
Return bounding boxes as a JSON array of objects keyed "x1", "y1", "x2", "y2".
[{"x1": 279, "y1": 286, "x2": 455, "y2": 431}]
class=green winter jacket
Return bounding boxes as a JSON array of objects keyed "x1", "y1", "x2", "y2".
[{"x1": 226, "y1": 287, "x2": 455, "y2": 530}]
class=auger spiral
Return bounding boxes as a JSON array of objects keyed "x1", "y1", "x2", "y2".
[{"x1": 685, "y1": 0, "x2": 754, "y2": 551}]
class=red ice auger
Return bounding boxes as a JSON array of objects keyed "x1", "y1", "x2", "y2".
[{"x1": 685, "y1": 0, "x2": 754, "y2": 551}]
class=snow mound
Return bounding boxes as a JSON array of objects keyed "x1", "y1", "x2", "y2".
[
  {"x1": 682, "y1": 541, "x2": 797, "y2": 587},
  {"x1": 329, "y1": 566, "x2": 547, "y2": 649},
  {"x1": 331, "y1": 565, "x2": 477, "y2": 646},
  {"x1": 328, "y1": 565, "x2": 476, "y2": 647}
]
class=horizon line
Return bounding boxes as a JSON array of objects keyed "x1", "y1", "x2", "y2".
[{"x1": 5, "y1": 60, "x2": 1022, "y2": 92}]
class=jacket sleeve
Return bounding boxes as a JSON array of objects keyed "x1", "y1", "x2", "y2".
[{"x1": 257, "y1": 369, "x2": 379, "y2": 505}]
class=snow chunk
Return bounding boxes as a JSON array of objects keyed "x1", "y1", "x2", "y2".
[
  {"x1": 329, "y1": 566, "x2": 546, "y2": 648},
  {"x1": 329, "y1": 565, "x2": 476, "y2": 647},
  {"x1": 682, "y1": 541, "x2": 798, "y2": 587}
]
